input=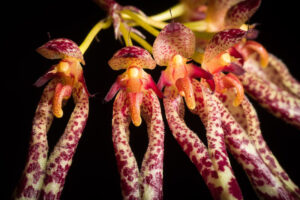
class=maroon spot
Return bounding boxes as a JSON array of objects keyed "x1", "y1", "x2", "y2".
[
  {"x1": 228, "y1": 178, "x2": 243, "y2": 200},
  {"x1": 27, "y1": 162, "x2": 41, "y2": 173},
  {"x1": 208, "y1": 183, "x2": 223, "y2": 200},
  {"x1": 23, "y1": 186, "x2": 37, "y2": 198}
]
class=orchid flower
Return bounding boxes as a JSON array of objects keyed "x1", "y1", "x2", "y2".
[
  {"x1": 14, "y1": 39, "x2": 89, "y2": 199},
  {"x1": 105, "y1": 46, "x2": 164, "y2": 200}
]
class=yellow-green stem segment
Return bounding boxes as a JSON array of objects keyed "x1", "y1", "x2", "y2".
[
  {"x1": 79, "y1": 18, "x2": 112, "y2": 55},
  {"x1": 130, "y1": 32, "x2": 153, "y2": 53},
  {"x1": 121, "y1": 10, "x2": 160, "y2": 37},
  {"x1": 150, "y1": 3, "x2": 185, "y2": 21},
  {"x1": 119, "y1": 22, "x2": 133, "y2": 46}
]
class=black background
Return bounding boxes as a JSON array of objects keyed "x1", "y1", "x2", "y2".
[{"x1": 3, "y1": 0, "x2": 300, "y2": 199}]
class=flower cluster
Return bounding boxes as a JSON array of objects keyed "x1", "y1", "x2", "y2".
[{"x1": 14, "y1": 0, "x2": 300, "y2": 200}]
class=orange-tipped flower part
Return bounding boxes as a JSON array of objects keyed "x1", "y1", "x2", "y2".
[
  {"x1": 176, "y1": 77, "x2": 196, "y2": 109},
  {"x1": 222, "y1": 73, "x2": 244, "y2": 106},
  {"x1": 127, "y1": 92, "x2": 143, "y2": 126},
  {"x1": 243, "y1": 40, "x2": 269, "y2": 67},
  {"x1": 153, "y1": 22, "x2": 195, "y2": 66},
  {"x1": 52, "y1": 83, "x2": 72, "y2": 118},
  {"x1": 108, "y1": 46, "x2": 156, "y2": 70}
]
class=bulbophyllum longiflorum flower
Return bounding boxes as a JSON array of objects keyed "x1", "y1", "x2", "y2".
[
  {"x1": 14, "y1": 38, "x2": 89, "y2": 200},
  {"x1": 105, "y1": 46, "x2": 165, "y2": 200},
  {"x1": 153, "y1": 21, "x2": 300, "y2": 199}
]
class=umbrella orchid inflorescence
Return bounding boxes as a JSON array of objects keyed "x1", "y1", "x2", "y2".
[{"x1": 12, "y1": 0, "x2": 300, "y2": 199}]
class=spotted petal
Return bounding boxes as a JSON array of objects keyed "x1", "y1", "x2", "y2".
[
  {"x1": 36, "y1": 38, "x2": 84, "y2": 64},
  {"x1": 203, "y1": 29, "x2": 246, "y2": 66},
  {"x1": 206, "y1": 0, "x2": 243, "y2": 31},
  {"x1": 225, "y1": 0, "x2": 261, "y2": 28},
  {"x1": 153, "y1": 22, "x2": 195, "y2": 66},
  {"x1": 108, "y1": 46, "x2": 156, "y2": 70}
]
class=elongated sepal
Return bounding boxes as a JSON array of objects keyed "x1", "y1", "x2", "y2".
[
  {"x1": 41, "y1": 84, "x2": 89, "y2": 199},
  {"x1": 267, "y1": 54, "x2": 300, "y2": 98},
  {"x1": 112, "y1": 90, "x2": 141, "y2": 199},
  {"x1": 163, "y1": 86, "x2": 229, "y2": 199},
  {"x1": 225, "y1": 0, "x2": 261, "y2": 28},
  {"x1": 203, "y1": 29, "x2": 246, "y2": 66},
  {"x1": 192, "y1": 80, "x2": 293, "y2": 199},
  {"x1": 37, "y1": 38, "x2": 84, "y2": 65},
  {"x1": 238, "y1": 93, "x2": 300, "y2": 199},
  {"x1": 140, "y1": 90, "x2": 164, "y2": 200},
  {"x1": 14, "y1": 80, "x2": 57, "y2": 200},
  {"x1": 153, "y1": 22, "x2": 195, "y2": 66},
  {"x1": 201, "y1": 84, "x2": 243, "y2": 200},
  {"x1": 108, "y1": 46, "x2": 156, "y2": 70},
  {"x1": 241, "y1": 57, "x2": 300, "y2": 128}
]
